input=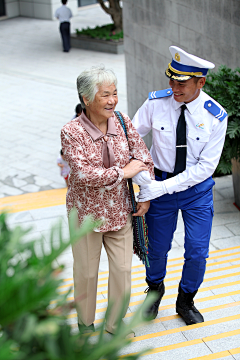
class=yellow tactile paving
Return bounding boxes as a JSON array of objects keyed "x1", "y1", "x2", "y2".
[
  {"x1": 0, "y1": 188, "x2": 67, "y2": 213},
  {"x1": 0, "y1": 184, "x2": 140, "y2": 213},
  {"x1": 189, "y1": 347, "x2": 240, "y2": 359},
  {"x1": 121, "y1": 328, "x2": 240, "y2": 358},
  {"x1": 67, "y1": 246, "x2": 240, "y2": 358},
  {"x1": 58, "y1": 260, "x2": 240, "y2": 294},
  {"x1": 60, "y1": 246, "x2": 240, "y2": 282}
]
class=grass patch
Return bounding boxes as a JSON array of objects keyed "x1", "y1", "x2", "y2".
[{"x1": 76, "y1": 23, "x2": 123, "y2": 41}]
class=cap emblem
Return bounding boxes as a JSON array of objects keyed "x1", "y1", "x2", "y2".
[{"x1": 175, "y1": 52, "x2": 180, "y2": 61}]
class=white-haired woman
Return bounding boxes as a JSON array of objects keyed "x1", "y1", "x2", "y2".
[{"x1": 61, "y1": 66, "x2": 154, "y2": 336}]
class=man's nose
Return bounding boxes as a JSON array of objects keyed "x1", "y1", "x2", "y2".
[{"x1": 170, "y1": 82, "x2": 179, "y2": 92}]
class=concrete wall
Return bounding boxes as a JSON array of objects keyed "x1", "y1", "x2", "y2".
[
  {"x1": 5, "y1": 0, "x2": 77, "y2": 19},
  {"x1": 123, "y1": 0, "x2": 240, "y2": 147}
]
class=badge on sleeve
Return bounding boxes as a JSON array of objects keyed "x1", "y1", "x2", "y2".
[
  {"x1": 204, "y1": 100, "x2": 227, "y2": 121},
  {"x1": 149, "y1": 88, "x2": 173, "y2": 100}
]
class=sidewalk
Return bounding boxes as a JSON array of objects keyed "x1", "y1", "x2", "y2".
[
  {"x1": 0, "y1": 4, "x2": 126, "y2": 197},
  {"x1": 1, "y1": 4, "x2": 240, "y2": 359}
]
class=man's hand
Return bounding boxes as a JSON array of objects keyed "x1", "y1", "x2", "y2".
[
  {"x1": 132, "y1": 201, "x2": 150, "y2": 217},
  {"x1": 138, "y1": 180, "x2": 168, "y2": 202},
  {"x1": 132, "y1": 170, "x2": 152, "y2": 185}
]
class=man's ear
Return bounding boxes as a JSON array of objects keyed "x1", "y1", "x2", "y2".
[{"x1": 197, "y1": 77, "x2": 206, "y2": 89}]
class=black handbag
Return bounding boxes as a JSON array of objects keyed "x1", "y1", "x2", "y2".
[{"x1": 115, "y1": 111, "x2": 149, "y2": 267}]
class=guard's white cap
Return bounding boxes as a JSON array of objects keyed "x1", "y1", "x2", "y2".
[{"x1": 165, "y1": 46, "x2": 215, "y2": 81}]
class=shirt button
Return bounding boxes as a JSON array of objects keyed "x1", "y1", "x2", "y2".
[
  {"x1": 196, "y1": 137, "x2": 199, "y2": 140},
  {"x1": 188, "y1": 185, "x2": 191, "y2": 188},
  {"x1": 161, "y1": 127, "x2": 164, "y2": 130},
  {"x1": 208, "y1": 103, "x2": 212, "y2": 107},
  {"x1": 173, "y1": 191, "x2": 176, "y2": 194},
  {"x1": 167, "y1": 90, "x2": 171, "y2": 94}
]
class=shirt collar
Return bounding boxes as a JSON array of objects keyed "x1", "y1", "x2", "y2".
[
  {"x1": 173, "y1": 89, "x2": 203, "y2": 114},
  {"x1": 78, "y1": 111, "x2": 117, "y2": 141}
]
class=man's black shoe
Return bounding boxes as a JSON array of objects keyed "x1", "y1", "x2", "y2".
[
  {"x1": 176, "y1": 285, "x2": 204, "y2": 325},
  {"x1": 143, "y1": 279, "x2": 165, "y2": 319},
  {"x1": 78, "y1": 323, "x2": 95, "y2": 334}
]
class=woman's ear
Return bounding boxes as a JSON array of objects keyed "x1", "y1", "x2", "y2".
[{"x1": 82, "y1": 96, "x2": 89, "y2": 107}]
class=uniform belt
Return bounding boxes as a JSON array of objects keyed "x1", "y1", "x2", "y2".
[{"x1": 154, "y1": 167, "x2": 174, "y2": 179}]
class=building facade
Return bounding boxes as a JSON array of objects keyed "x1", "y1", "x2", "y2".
[
  {"x1": 1, "y1": 0, "x2": 98, "y2": 20},
  {"x1": 123, "y1": 0, "x2": 240, "y2": 148}
]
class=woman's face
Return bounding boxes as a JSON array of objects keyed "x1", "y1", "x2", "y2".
[{"x1": 88, "y1": 83, "x2": 118, "y2": 121}]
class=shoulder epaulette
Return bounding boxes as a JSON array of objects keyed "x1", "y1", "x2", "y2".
[
  {"x1": 148, "y1": 88, "x2": 173, "y2": 100},
  {"x1": 204, "y1": 100, "x2": 227, "y2": 121}
]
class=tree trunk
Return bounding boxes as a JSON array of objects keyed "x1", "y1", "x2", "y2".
[{"x1": 97, "y1": 0, "x2": 123, "y2": 32}]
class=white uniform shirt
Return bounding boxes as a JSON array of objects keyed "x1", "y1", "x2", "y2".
[
  {"x1": 55, "y1": 5, "x2": 72, "y2": 23},
  {"x1": 132, "y1": 90, "x2": 228, "y2": 194}
]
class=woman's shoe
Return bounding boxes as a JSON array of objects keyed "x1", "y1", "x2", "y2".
[
  {"x1": 78, "y1": 323, "x2": 95, "y2": 334},
  {"x1": 106, "y1": 328, "x2": 135, "y2": 338}
]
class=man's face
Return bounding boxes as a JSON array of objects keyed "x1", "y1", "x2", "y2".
[{"x1": 169, "y1": 77, "x2": 206, "y2": 103}]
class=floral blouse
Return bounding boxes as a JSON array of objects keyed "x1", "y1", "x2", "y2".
[{"x1": 61, "y1": 111, "x2": 154, "y2": 232}]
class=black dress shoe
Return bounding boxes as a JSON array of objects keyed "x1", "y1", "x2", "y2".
[
  {"x1": 143, "y1": 279, "x2": 165, "y2": 319},
  {"x1": 176, "y1": 285, "x2": 204, "y2": 325},
  {"x1": 78, "y1": 323, "x2": 95, "y2": 334}
]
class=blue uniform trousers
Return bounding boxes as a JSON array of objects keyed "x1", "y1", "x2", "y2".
[{"x1": 145, "y1": 176, "x2": 215, "y2": 293}]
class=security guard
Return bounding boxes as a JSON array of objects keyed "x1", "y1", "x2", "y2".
[{"x1": 132, "y1": 46, "x2": 228, "y2": 325}]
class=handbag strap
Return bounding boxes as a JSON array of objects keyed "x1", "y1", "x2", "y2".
[
  {"x1": 114, "y1": 111, "x2": 137, "y2": 213},
  {"x1": 114, "y1": 111, "x2": 150, "y2": 267}
]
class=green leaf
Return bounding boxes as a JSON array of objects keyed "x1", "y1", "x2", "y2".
[{"x1": 205, "y1": 65, "x2": 240, "y2": 173}]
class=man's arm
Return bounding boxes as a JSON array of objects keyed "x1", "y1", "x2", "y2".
[{"x1": 132, "y1": 99, "x2": 153, "y2": 138}]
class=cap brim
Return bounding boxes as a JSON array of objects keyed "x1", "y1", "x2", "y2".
[{"x1": 165, "y1": 67, "x2": 192, "y2": 81}]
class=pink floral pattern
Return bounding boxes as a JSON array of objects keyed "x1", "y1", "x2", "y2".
[{"x1": 61, "y1": 112, "x2": 154, "y2": 232}]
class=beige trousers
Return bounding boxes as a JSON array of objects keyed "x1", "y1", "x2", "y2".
[{"x1": 72, "y1": 214, "x2": 133, "y2": 334}]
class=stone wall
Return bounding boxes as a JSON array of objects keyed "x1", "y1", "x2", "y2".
[{"x1": 123, "y1": 0, "x2": 240, "y2": 147}]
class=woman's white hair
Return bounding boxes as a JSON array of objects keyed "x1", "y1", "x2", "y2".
[{"x1": 76, "y1": 65, "x2": 117, "y2": 109}]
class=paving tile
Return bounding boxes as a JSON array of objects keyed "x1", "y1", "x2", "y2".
[
  {"x1": 33, "y1": 175, "x2": 54, "y2": 186},
  {"x1": 7, "y1": 211, "x2": 34, "y2": 224},
  {"x1": 211, "y1": 237, "x2": 240, "y2": 250},
  {"x1": 12, "y1": 178, "x2": 28, "y2": 188},
  {"x1": 184, "y1": 319, "x2": 240, "y2": 342},
  {"x1": 214, "y1": 199, "x2": 238, "y2": 214},
  {"x1": 212, "y1": 212, "x2": 240, "y2": 227},
  {"x1": 30, "y1": 205, "x2": 67, "y2": 221},
  {"x1": 137, "y1": 344, "x2": 212, "y2": 360},
  {"x1": 226, "y1": 223, "x2": 240, "y2": 236},
  {"x1": 20, "y1": 184, "x2": 40, "y2": 192},
  {"x1": 1, "y1": 184, "x2": 23, "y2": 196},
  {"x1": 213, "y1": 189, "x2": 224, "y2": 201},
  {"x1": 120, "y1": 331, "x2": 187, "y2": 357},
  {"x1": 211, "y1": 225, "x2": 234, "y2": 240},
  {"x1": 206, "y1": 334, "x2": 240, "y2": 353}
]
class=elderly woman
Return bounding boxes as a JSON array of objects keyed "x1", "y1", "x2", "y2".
[{"x1": 61, "y1": 66, "x2": 154, "y2": 336}]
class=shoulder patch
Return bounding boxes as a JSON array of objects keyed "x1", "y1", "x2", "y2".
[
  {"x1": 204, "y1": 100, "x2": 227, "y2": 121},
  {"x1": 149, "y1": 88, "x2": 173, "y2": 100}
]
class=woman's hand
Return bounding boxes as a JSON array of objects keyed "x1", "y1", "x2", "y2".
[
  {"x1": 122, "y1": 160, "x2": 149, "y2": 179},
  {"x1": 132, "y1": 201, "x2": 150, "y2": 217}
]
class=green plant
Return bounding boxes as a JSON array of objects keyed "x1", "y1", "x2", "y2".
[
  {"x1": 76, "y1": 24, "x2": 123, "y2": 41},
  {"x1": 0, "y1": 211, "x2": 154, "y2": 360},
  {"x1": 204, "y1": 65, "x2": 240, "y2": 175}
]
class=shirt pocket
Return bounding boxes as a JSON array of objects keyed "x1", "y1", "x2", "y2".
[
  {"x1": 152, "y1": 121, "x2": 173, "y2": 150},
  {"x1": 187, "y1": 129, "x2": 210, "y2": 159}
]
